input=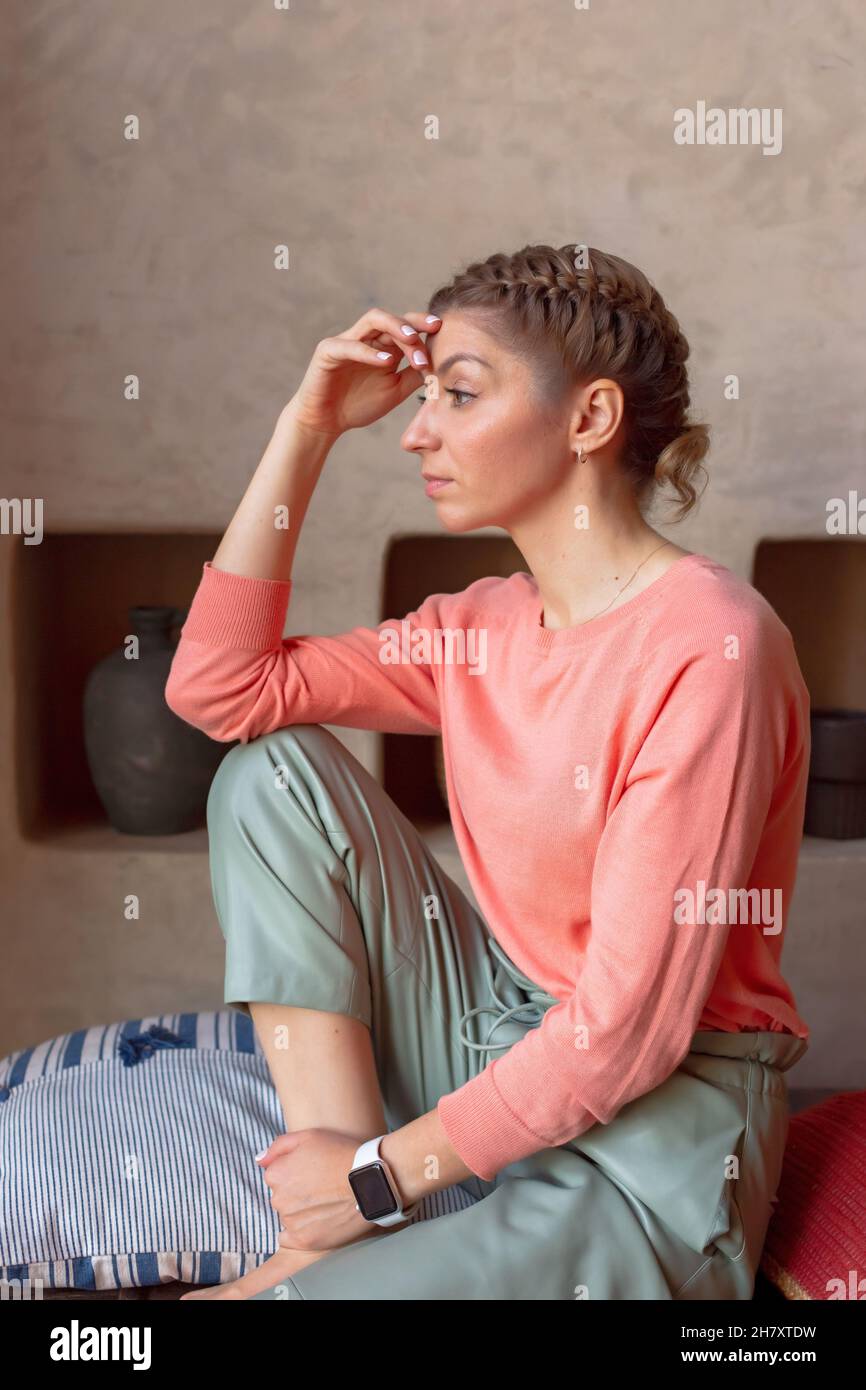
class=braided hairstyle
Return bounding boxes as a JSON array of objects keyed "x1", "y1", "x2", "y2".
[{"x1": 426, "y1": 243, "x2": 709, "y2": 522}]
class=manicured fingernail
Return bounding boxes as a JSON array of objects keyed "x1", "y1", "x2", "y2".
[
  {"x1": 254, "y1": 1148, "x2": 268, "y2": 1161},
  {"x1": 425, "y1": 315, "x2": 440, "y2": 323},
  {"x1": 413, "y1": 350, "x2": 428, "y2": 365},
  {"x1": 376, "y1": 351, "x2": 392, "y2": 359},
  {"x1": 400, "y1": 324, "x2": 415, "y2": 336}
]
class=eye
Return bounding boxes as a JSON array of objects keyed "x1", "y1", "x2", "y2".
[{"x1": 416, "y1": 388, "x2": 475, "y2": 407}]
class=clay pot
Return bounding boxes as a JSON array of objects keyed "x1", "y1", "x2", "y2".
[
  {"x1": 83, "y1": 605, "x2": 233, "y2": 834},
  {"x1": 804, "y1": 708, "x2": 866, "y2": 839}
]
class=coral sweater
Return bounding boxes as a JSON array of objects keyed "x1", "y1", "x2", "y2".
[{"x1": 165, "y1": 552, "x2": 811, "y2": 1182}]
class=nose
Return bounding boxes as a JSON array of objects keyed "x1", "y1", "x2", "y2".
[{"x1": 400, "y1": 396, "x2": 438, "y2": 455}]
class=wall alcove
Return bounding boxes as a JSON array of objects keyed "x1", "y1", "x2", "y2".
[
  {"x1": 11, "y1": 532, "x2": 223, "y2": 847},
  {"x1": 379, "y1": 533, "x2": 526, "y2": 822},
  {"x1": 752, "y1": 537, "x2": 866, "y2": 711}
]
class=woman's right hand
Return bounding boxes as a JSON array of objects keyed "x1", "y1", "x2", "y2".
[{"x1": 284, "y1": 307, "x2": 442, "y2": 441}]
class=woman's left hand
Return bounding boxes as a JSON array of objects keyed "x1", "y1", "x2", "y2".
[{"x1": 256, "y1": 1129, "x2": 375, "y2": 1252}]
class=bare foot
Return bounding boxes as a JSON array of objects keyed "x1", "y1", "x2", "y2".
[{"x1": 179, "y1": 1246, "x2": 326, "y2": 1300}]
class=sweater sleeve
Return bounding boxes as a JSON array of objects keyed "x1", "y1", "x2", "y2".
[
  {"x1": 164, "y1": 561, "x2": 442, "y2": 742},
  {"x1": 436, "y1": 631, "x2": 804, "y2": 1182}
]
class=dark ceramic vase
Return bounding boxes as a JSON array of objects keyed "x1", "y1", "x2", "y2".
[
  {"x1": 804, "y1": 707, "x2": 866, "y2": 839},
  {"x1": 83, "y1": 605, "x2": 233, "y2": 834}
]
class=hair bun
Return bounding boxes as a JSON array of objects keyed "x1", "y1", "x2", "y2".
[{"x1": 653, "y1": 424, "x2": 710, "y2": 521}]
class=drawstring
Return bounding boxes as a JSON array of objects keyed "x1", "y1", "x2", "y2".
[{"x1": 458, "y1": 936, "x2": 557, "y2": 1055}]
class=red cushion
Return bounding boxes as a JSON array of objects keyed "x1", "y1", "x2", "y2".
[{"x1": 761, "y1": 1091, "x2": 866, "y2": 1300}]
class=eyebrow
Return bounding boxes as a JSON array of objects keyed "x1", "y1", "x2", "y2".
[{"x1": 428, "y1": 351, "x2": 494, "y2": 375}]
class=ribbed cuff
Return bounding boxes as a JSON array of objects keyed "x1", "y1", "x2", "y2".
[
  {"x1": 179, "y1": 560, "x2": 292, "y2": 649},
  {"x1": 436, "y1": 1064, "x2": 552, "y2": 1183}
]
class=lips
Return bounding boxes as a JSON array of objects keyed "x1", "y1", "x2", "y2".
[{"x1": 423, "y1": 475, "x2": 454, "y2": 497}]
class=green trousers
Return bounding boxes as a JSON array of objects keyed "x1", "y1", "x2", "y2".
[{"x1": 205, "y1": 722, "x2": 808, "y2": 1301}]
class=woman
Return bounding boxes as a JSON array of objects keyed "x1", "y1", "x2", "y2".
[{"x1": 165, "y1": 243, "x2": 810, "y2": 1301}]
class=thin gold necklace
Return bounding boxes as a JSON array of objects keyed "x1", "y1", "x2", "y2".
[{"x1": 580, "y1": 540, "x2": 675, "y2": 623}]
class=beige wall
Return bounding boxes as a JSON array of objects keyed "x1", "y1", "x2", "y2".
[{"x1": 1, "y1": 1, "x2": 864, "y2": 1078}]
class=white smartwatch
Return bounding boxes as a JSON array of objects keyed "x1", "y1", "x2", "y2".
[{"x1": 348, "y1": 1135, "x2": 421, "y2": 1227}]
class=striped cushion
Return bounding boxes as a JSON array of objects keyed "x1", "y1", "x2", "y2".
[{"x1": 0, "y1": 1011, "x2": 480, "y2": 1292}]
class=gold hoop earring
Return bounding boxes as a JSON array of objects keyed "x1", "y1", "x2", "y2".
[{"x1": 575, "y1": 445, "x2": 586, "y2": 465}]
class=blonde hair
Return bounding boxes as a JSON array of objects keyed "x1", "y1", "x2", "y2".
[{"x1": 427, "y1": 243, "x2": 710, "y2": 522}]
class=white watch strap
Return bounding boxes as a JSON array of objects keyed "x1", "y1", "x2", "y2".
[{"x1": 352, "y1": 1135, "x2": 384, "y2": 1170}]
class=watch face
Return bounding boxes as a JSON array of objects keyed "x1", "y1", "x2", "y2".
[{"x1": 348, "y1": 1161, "x2": 399, "y2": 1221}]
